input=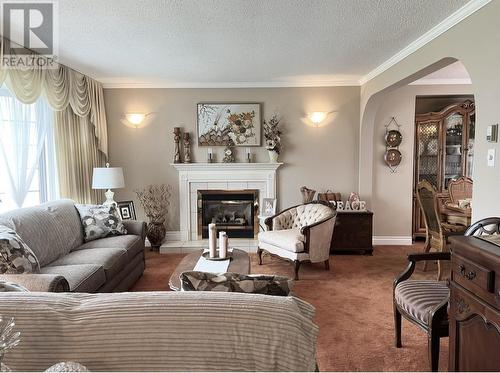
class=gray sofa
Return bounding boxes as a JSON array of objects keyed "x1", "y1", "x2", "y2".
[{"x1": 0, "y1": 199, "x2": 146, "y2": 292}]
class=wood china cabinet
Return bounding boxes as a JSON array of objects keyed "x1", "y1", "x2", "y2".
[{"x1": 413, "y1": 100, "x2": 475, "y2": 239}]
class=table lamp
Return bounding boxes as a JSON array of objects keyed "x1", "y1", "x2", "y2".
[{"x1": 92, "y1": 163, "x2": 125, "y2": 207}]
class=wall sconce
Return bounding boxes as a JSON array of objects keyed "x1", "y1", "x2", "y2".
[
  {"x1": 308, "y1": 112, "x2": 329, "y2": 127},
  {"x1": 123, "y1": 113, "x2": 151, "y2": 128}
]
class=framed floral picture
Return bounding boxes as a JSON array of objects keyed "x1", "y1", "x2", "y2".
[
  {"x1": 117, "y1": 201, "x2": 136, "y2": 220},
  {"x1": 197, "y1": 103, "x2": 261, "y2": 146}
]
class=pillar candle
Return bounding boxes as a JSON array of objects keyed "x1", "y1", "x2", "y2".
[
  {"x1": 208, "y1": 223, "x2": 217, "y2": 258},
  {"x1": 219, "y1": 231, "x2": 228, "y2": 259}
]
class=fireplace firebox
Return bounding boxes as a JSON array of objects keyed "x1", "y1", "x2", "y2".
[{"x1": 198, "y1": 190, "x2": 259, "y2": 239}]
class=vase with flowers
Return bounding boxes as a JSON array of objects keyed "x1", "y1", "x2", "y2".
[
  {"x1": 264, "y1": 114, "x2": 282, "y2": 163},
  {"x1": 134, "y1": 184, "x2": 171, "y2": 251}
]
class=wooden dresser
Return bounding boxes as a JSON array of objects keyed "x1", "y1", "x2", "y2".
[
  {"x1": 449, "y1": 236, "x2": 500, "y2": 371},
  {"x1": 330, "y1": 210, "x2": 373, "y2": 255}
]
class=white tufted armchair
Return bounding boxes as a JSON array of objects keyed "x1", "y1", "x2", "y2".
[{"x1": 257, "y1": 201, "x2": 336, "y2": 280}]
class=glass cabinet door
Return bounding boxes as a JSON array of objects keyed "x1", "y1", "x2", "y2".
[
  {"x1": 443, "y1": 113, "x2": 464, "y2": 189},
  {"x1": 466, "y1": 112, "x2": 475, "y2": 179},
  {"x1": 417, "y1": 121, "x2": 440, "y2": 189}
]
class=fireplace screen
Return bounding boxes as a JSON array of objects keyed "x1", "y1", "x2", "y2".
[{"x1": 198, "y1": 190, "x2": 259, "y2": 239}]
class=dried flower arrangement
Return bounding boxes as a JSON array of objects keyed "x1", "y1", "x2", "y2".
[
  {"x1": 134, "y1": 184, "x2": 172, "y2": 250},
  {"x1": 134, "y1": 184, "x2": 172, "y2": 224},
  {"x1": 263, "y1": 114, "x2": 282, "y2": 154}
]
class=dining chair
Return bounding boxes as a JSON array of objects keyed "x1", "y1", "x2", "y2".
[
  {"x1": 416, "y1": 180, "x2": 467, "y2": 280},
  {"x1": 447, "y1": 176, "x2": 473, "y2": 204}
]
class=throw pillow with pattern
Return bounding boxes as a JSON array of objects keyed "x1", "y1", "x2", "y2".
[
  {"x1": 75, "y1": 204, "x2": 127, "y2": 242},
  {"x1": 180, "y1": 271, "x2": 293, "y2": 296},
  {"x1": 0, "y1": 225, "x2": 40, "y2": 274}
]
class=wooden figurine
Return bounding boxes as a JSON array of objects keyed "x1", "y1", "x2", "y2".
[
  {"x1": 183, "y1": 132, "x2": 191, "y2": 163},
  {"x1": 173, "y1": 127, "x2": 181, "y2": 163}
]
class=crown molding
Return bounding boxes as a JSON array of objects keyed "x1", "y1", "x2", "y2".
[
  {"x1": 359, "y1": 0, "x2": 491, "y2": 86},
  {"x1": 409, "y1": 78, "x2": 472, "y2": 86},
  {"x1": 101, "y1": 79, "x2": 361, "y2": 89}
]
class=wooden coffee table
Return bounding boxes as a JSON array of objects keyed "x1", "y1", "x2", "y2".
[{"x1": 168, "y1": 249, "x2": 251, "y2": 291}]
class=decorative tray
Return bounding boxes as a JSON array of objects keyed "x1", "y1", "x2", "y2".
[{"x1": 202, "y1": 251, "x2": 233, "y2": 261}]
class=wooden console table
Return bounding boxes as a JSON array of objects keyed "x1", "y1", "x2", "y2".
[
  {"x1": 330, "y1": 210, "x2": 373, "y2": 255},
  {"x1": 449, "y1": 236, "x2": 500, "y2": 371}
]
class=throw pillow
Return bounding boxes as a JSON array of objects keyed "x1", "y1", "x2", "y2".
[
  {"x1": 180, "y1": 271, "x2": 293, "y2": 296},
  {"x1": 0, "y1": 225, "x2": 40, "y2": 274},
  {"x1": 75, "y1": 204, "x2": 127, "y2": 242},
  {"x1": 0, "y1": 281, "x2": 29, "y2": 292}
]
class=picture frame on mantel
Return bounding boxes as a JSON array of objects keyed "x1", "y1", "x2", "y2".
[{"x1": 197, "y1": 103, "x2": 261, "y2": 147}]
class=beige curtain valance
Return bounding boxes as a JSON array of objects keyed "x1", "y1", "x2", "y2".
[{"x1": 0, "y1": 38, "x2": 108, "y2": 156}]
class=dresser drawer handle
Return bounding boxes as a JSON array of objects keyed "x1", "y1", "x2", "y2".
[{"x1": 459, "y1": 264, "x2": 476, "y2": 281}]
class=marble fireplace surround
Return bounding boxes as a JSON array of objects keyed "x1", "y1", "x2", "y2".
[{"x1": 169, "y1": 163, "x2": 283, "y2": 251}]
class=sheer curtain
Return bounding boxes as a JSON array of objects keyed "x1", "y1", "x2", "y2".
[{"x1": 0, "y1": 88, "x2": 56, "y2": 208}]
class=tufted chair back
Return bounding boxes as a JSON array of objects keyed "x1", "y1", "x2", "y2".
[{"x1": 273, "y1": 203, "x2": 334, "y2": 230}]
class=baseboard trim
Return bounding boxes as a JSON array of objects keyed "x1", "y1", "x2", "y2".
[{"x1": 373, "y1": 236, "x2": 413, "y2": 245}]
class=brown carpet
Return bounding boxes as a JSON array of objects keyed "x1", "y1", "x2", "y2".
[{"x1": 131, "y1": 245, "x2": 448, "y2": 372}]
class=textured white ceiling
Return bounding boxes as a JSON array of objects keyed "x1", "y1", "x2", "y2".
[
  {"x1": 52, "y1": 0, "x2": 471, "y2": 86},
  {"x1": 412, "y1": 61, "x2": 471, "y2": 84}
]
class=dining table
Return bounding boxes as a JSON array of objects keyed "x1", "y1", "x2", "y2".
[{"x1": 441, "y1": 203, "x2": 472, "y2": 227}]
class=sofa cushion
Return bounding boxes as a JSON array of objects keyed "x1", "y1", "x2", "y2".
[
  {"x1": 0, "y1": 200, "x2": 83, "y2": 266},
  {"x1": 258, "y1": 229, "x2": 305, "y2": 253},
  {"x1": 42, "y1": 264, "x2": 105, "y2": 293},
  {"x1": 49, "y1": 248, "x2": 128, "y2": 280},
  {"x1": 395, "y1": 280, "x2": 449, "y2": 324},
  {"x1": 0, "y1": 225, "x2": 40, "y2": 274},
  {"x1": 181, "y1": 272, "x2": 293, "y2": 296},
  {"x1": 75, "y1": 204, "x2": 127, "y2": 243},
  {"x1": 75, "y1": 235, "x2": 143, "y2": 261}
]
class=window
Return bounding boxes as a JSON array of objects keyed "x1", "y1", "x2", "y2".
[{"x1": 0, "y1": 87, "x2": 58, "y2": 213}]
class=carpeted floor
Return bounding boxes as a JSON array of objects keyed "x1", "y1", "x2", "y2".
[{"x1": 131, "y1": 244, "x2": 448, "y2": 371}]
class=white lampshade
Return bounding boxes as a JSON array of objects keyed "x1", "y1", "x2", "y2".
[{"x1": 92, "y1": 165, "x2": 125, "y2": 190}]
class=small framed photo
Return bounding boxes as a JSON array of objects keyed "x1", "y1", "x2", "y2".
[
  {"x1": 262, "y1": 198, "x2": 277, "y2": 216},
  {"x1": 117, "y1": 201, "x2": 136, "y2": 220}
]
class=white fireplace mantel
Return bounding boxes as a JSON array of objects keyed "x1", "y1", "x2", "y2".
[{"x1": 171, "y1": 162, "x2": 283, "y2": 242}]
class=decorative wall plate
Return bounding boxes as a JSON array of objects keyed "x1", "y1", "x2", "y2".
[
  {"x1": 385, "y1": 130, "x2": 402, "y2": 147},
  {"x1": 384, "y1": 149, "x2": 402, "y2": 167}
]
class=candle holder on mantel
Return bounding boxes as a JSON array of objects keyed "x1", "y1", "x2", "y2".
[
  {"x1": 173, "y1": 127, "x2": 181, "y2": 163},
  {"x1": 246, "y1": 147, "x2": 252, "y2": 163},
  {"x1": 183, "y1": 132, "x2": 191, "y2": 163},
  {"x1": 207, "y1": 148, "x2": 214, "y2": 163}
]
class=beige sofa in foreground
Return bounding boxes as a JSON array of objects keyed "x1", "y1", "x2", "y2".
[
  {"x1": 0, "y1": 199, "x2": 146, "y2": 292},
  {"x1": 0, "y1": 291, "x2": 319, "y2": 371}
]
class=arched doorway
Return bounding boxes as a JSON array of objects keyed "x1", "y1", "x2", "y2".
[{"x1": 359, "y1": 58, "x2": 475, "y2": 242}]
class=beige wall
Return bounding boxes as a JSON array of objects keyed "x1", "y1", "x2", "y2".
[
  {"x1": 372, "y1": 85, "x2": 473, "y2": 237},
  {"x1": 104, "y1": 87, "x2": 360, "y2": 231},
  {"x1": 360, "y1": 0, "x2": 500, "y2": 222}
]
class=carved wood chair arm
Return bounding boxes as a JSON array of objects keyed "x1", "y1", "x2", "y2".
[
  {"x1": 407, "y1": 252, "x2": 451, "y2": 262},
  {"x1": 394, "y1": 252, "x2": 451, "y2": 290}
]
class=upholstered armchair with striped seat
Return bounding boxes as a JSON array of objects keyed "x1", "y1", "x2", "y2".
[
  {"x1": 393, "y1": 251, "x2": 450, "y2": 372},
  {"x1": 257, "y1": 201, "x2": 336, "y2": 280}
]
